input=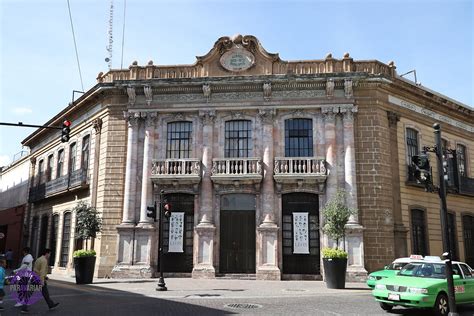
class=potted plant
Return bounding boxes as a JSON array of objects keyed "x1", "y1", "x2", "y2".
[
  {"x1": 321, "y1": 190, "x2": 356, "y2": 289},
  {"x1": 73, "y1": 202, "x2": 102, "y2": 284}
]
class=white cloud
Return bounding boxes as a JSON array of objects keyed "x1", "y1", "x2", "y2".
[
  {"x1": 0, "y1": 155, "x2": 11, "y2": 167},
  {"x1": 11, "y1": 107, "x2": 33, "y2": 115}
]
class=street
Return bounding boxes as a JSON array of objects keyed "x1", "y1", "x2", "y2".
[{"x1": 0, "y1": 277, "x2": 473, "y2": 316}]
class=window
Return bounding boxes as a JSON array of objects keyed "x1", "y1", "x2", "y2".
[
  {"x1": 69, "y1": 142, "x2": 77, "y2": 173},
  {"x1": 460, "y1": 264, "x2": 473, "y2": 278},
  {"x1": 285, "y1": 119, "x2": 313, "y2": 157},
  {"x1": 406, "y1": 128, "x2": 419, "y2": 162},
  {"x1": 224, "y1": 120, "x2": 252, "y2": 158},
  {"x1": 411, "y1": 209, "x2": 428, "y2": 256},
  {"x1": 50, "y1": 214, "x2": 59, "y2": 266},
  {"x1": 166, "y1": 122, "x2": 192, "y2": 159},
  {"x1": 46, "y1": 154, "x2": 54, "y2": 181},
  {"x1": 57, "y1": 149, "x2": 64, "y2": 177},
  {"x1": 38, "y1": 160, "x2": 44, "y2": 184},
  {"x1": 448, "y1": 213, "x2": 458, "y2": 261},
  {"x1": 442, "y1": 139, "x2": 448, "y2": 152},
  {"x1": 463, "y1": 215, "x2": 474, "y2": 268},
  {"x1": 457, "y1": 144, "x2": 467, "y2": 177},
  {"x1": 31, "y1": 217, "x2": 39, "y2": 258},
  {"x1": 60, "y1": 212, "x2": 71, "y2": 267},
  {"x1": 81, "y1": 135, "x2": 90, "y2": 170},
  {"x1": 39, "y1": 215, "x2": 49, "y2": 257}
]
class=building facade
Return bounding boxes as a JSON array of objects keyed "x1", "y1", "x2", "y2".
[{"x1": 21, "y1": 35, "x2": 474, "y2": 280}]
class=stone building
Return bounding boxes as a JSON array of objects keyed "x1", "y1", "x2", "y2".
[{"x1": 22, "y1": 35, "x2": 474, "y2": 280}]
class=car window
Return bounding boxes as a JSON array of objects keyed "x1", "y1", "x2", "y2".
[
  {"x1": 459, "y1": 264, "x2": 473, "y2": 279},
  {"x1": 388, "y1": 262, "x2": 408, "y2": 270},
  {"x1": 400, "y1": 263, "x2": 445, "y2": 278},
  {"x1": 452, "y1": 264, "x2": 462, "y2": 276}
]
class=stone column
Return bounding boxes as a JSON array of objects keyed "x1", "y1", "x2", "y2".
[
  {"x1": 322, "y1": 107, "x2": 337, "y2": 200},
  {"x1": 193, "y1": 110, "x2": 216, "y2": 279},
  {"x1": 138, "y1": 112, "x2": 157, "y2": 226},
  {"x1": 342, "y1": 106, "x2": 367, "y2": 281},
  {"x1": 121, "y1": 112, "x2": 140, "y2": 225},
  {"x1": 256, "y1": 108, "x2": 280, "y2": 280},
  {"x1": 91, "y1": 118, "x2": 102, "y2": 207},
  {"x1": 387, "y1": 111, "x2": 408, "y2": 258}
]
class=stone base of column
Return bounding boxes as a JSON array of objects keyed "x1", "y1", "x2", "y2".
[
  {"x1": 111, "y1": 264, "x2": 155, "y2": 278},
  {"x1": 345, "y1": 223, "x2": 367, "y2": 282},
  {"x1": 192, "y1": 223, "x2": 216, "y2": 279},
  {"x1": 256, "y1": 224, "x2": 281, "y2": 281}
]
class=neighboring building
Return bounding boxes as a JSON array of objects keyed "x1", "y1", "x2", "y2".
[
  {"x1": 0, "y1": 151, "x2": 30, "y2": 266},
  {"x1": 22, "y1": 35, "x2": 474, "y2": 280}
]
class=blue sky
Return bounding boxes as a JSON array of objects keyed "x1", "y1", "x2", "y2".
[{"x1": 0, "y1": 0, "x2": 472, "y2": 166}]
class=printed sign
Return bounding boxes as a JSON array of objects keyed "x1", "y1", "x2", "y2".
[
  {"x1": 293, "y1": 212, "x2": 310, "y2": 254},
  {"x1": 9, "y1": 270, "x2": 43, "y2": 305},
  {"x1": 169, "y1": 212, "x2": 184, "y2": 253}
]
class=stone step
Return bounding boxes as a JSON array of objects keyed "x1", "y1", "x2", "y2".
[{"x1": 216, "y1": 273, "x2": 257, "y2": 280}]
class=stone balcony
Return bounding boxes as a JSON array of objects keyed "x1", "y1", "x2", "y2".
[
  {"x1": 273, "y1": 157, "x2": 328, "y2": 192},
  {"x1": 150, "y1": 159, "x2": 201, "y2": 185},
  {"x1": 211, "y1": 157, "x2": 263, "y2": 185}
]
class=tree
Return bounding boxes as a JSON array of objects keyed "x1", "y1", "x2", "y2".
[
  {"x1": 321, "y1": 190, "x2": 356, "y2": 250},
  {"x1": 74, "y1": 202, "x2": 102, "y2": 250}
]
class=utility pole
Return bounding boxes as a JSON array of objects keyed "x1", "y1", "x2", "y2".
[{"x1": 433, "y1": 123, "x2": 458, "y2": 316}]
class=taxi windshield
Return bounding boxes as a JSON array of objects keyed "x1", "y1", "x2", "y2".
[
  {"x1": 387, "y1": 262, "x2": 409, "y2": 270},
  {"x1": 399, "y1": 262, "x2": 445, "y2": 278}
]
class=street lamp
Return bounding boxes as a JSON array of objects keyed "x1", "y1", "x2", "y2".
[
  {"x1": 433, "y1": 123, "x2": 458, "y2": 316},
  {"x1": 156, "y1": 190, "x2": 171, "y2": 291}
]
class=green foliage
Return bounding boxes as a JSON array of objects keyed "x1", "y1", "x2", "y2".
[
  {"x1": 321, "y1": 247, "x2": 348, "y2": 259},
  {"x1": 74, "y1": 202, "x2": 102, "y2": 240},
  {"x1": 73, "y1": 249, "x2": 96, "y2": 258},
  {"x1": 321, "y1": 190, "x2": 356, "y2": 249}
]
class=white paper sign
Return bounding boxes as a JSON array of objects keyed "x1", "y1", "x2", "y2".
[
  {"x1": 293, "y1": 212, "x2": 309, "y2": 254},
  {"x1": 168, "y1": 212, "x2": 184, "y2": 253}
]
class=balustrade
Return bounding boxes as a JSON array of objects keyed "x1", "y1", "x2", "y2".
[{"x1": 274, "y1": 157, "x2": 326, "y2": 175}]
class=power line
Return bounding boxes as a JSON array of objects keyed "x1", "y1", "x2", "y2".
[
  {"x1": 67, "y1": 0, "x2": 84, "y2": 91},
  {"x1": 120, "y1": 0, "x2": 127, "y2": 69}
]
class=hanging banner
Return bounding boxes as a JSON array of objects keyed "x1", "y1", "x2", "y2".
[
  {"x1": 293, "y1": 212, "x2": 310, "y2": 254},
  {"x1": 168, "y1": 212, "x2": 184, "y2": 253}
]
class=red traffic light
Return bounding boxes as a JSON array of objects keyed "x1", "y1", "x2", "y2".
[
  {"x1": 164, "y1": 203, "x2": 171, "y2": 211},
  {"x1": 63, "y1": 120, "x2": 71, "y2": 127}
]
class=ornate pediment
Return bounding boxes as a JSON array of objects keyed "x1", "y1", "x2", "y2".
[{"x1": 195, "y1": 34, "x2": 281, "y2": 76}]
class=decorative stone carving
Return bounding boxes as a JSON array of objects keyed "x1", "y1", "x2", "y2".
[
  {"x1": 291, "y1": 109, "x2": 305, "y2": 117},
  {"x1": 144, "y1": 85, "x2": 153, "y2": 106},
  {"x1": 344, "y1": 79, "x2": 353, "y2": 98},
  {"x1": 263, "y1": 82, "x2": 272, "y2": 101},
  {"x1": 202, "y1": 84, "x2": 211, "y2": 102},
  {"x1": 92, "y1": 117, "x2": 103, "y2": 134},
  {"x1": 173, "y1": 112, "x2": 185, "y2": 121},
  {"x1": 321, "y1": 106, "x2": 337, "y2": 121},
  {"x1": 326, "y1": 79, "x2": 334, "y2": 97},
  {"x1": 387, "y1": 111, "x2": 400, "y2": 127},
  {"x1": 142, "y1": 112, "x2": 158, "y2": 127},
  {"x1": 231, "y1": 111, "x2": 243, "y2": 119},
  {"x1": 30, "y1": 157, "x2": 36, "y2": 165},
  {"x1": 126, "y1": 86, "x2": 136, "y2": 106},
  {"x1": 123, "y1": 111, "x2": 140, "y2": 126},
  {"x1": 258, "y1": 109, "x2": 276, "y2": 124},
  {"x1": 340, "y1": 106, "x2": 358, "y2": 121},
  {"x1": 199, "y1": 110, "x2": 216, "y2": 125}
]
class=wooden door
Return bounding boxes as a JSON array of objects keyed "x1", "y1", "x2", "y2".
[
  {"x1": 220, "y1": 210, "x2": 256, "y2": 273},
  {"x1": 463, "y1": 215, "x2": 474, "y2": 267}
]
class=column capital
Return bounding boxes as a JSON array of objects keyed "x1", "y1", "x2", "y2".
[
  {"x1": 341, "y1": 106, "x2": 358, "y2": 121},
  {"x1": 124, "y1": 111, "x2": 140, "y2": 127},
  {"x1": 141, "y1": 111, "x2": 158, "y2": 127},
  {"x1": 322, "y1": 106, "x2": 337, "y2": 122},
  {"x1": 199, "y1": 110, "x2": 216, "y2": 125},
  {"x1": 258, "y1": 108, "x2": 276, "y2": 124},
  {"x1": 387, "y1": 111, "x2": 400, "y2": 127}
]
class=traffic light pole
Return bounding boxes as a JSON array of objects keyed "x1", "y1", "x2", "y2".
[
  {"x1": 433, "y1": 123, "x2": 458, "y2": 316},
  {"x1": 156, "y1": 190, "x2": 167, "y2": 291}
]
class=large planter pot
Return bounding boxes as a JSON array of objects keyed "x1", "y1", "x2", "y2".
[
  {"x1": 323, "y1": 258, "x2": 347, "y2": 289},
  {"x1": 74, "y1": 256, "x2": 96, "y2": 284}
]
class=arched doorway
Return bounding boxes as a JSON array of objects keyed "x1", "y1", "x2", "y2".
[
  {"x1": 220, "y1": 194, "x2": 256, "y2": 273},
  {"x1": 282, "y1": 193, "x2": 320, "y2": 275}
]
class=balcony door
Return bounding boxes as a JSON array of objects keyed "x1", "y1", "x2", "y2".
[
  {"x1": 220, "y1": 194, "x2": 256, "y2": 273},
  {"x1": 463, "y1": 215, "x2": 474, "y2": 268}
]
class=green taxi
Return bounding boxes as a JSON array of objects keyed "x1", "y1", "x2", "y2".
[
  {"x1": 372, "y1": 260, "x2": 474, "y2": 316},
  {"x1": 366, "y1": 256, "x2": 426, "y2": 288}
]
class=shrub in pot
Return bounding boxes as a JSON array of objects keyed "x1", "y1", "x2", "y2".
[
  {"x1": 73, "y1": 202, "x2": 102, "y2": 284},
  {"x1": 321, "y1": 190, "x2": 356, "y2": 289}
]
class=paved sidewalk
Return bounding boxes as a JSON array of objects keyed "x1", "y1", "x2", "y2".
[{"x1": 48, "y1": 274, "x2": 371, "y2": 300}]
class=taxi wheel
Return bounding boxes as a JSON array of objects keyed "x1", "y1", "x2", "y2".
[
  {"x1": 379, "y1": 302, "x2": 393, "y2": 311},
  {"x1": 434, "y1": 293, "x2": 449, "y2": 316}
]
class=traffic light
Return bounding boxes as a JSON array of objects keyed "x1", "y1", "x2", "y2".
[
  {"x1": 146, "y1": 204, "x2": 157, "y2": 221},
  {"x1": 61, "y1": 120, "x2": 71, "y2": 142},
  {"x1": 411, "y1": 153, "x2": 431, "y2": 185},
  {"x1": 163, "y1": 201, "x2": 172, "y2": 218}
]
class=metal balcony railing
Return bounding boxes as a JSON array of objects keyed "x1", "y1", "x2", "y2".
[{"x1": 28, "y1": 169, "x2": 89, "y2": 202}]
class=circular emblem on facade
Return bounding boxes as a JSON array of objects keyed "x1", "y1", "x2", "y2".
[
  {"x1": 9, "y1": 270, "x2": 43, "y2": 305},
  {"x1": 220, "y1": 49, "x2": 255, "y2": 72}
]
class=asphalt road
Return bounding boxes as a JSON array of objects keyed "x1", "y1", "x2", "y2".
[{"x1": 0, "y1": 279, "x2": 473, "y2": 316}]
